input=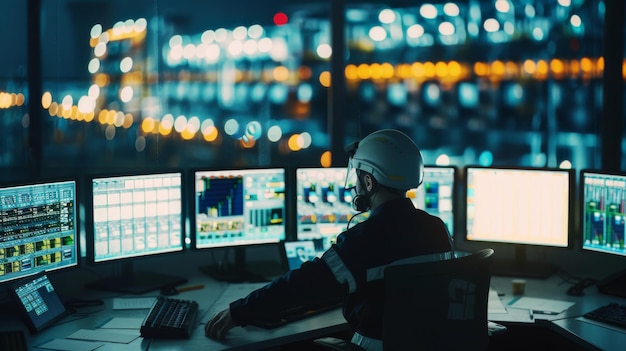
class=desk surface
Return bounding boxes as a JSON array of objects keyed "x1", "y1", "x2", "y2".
[{"x1": 1, "y1": 272, "x2": 625, "y2": 351}]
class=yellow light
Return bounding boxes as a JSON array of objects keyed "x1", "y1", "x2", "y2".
[
  {"x1": 203, "y1": 126, "x2": 218, "y2": 141},
  {"x1": 536, "y1": 60, "x2": 549, "y2": 78},
  {"x1": 580, "y1": 57, "x2": 593, "y2": 73},
  {"x1": 320, "y1": 151, "x2": 332, "y2": 168},
  {"x1": 319, "y1": 71, "x2": 331, "y2": 88},
  {"x1": 522, "y1": 60, "x2": 536, "y2": 75},
  {"x1": 240, "y1": 138, "x2": 256, "y2": 148},
  {"x1": 381, "y1": 63, "x2": 394, "y2": 79},
  {"x1": 550, "y1": 59, "x2": 565, "y2": 77},
  {"x1": 345, "y1": 64, "x2": 358, "y2": 80},
  {"x1": 370, "y1": 63, "x2": 382, "y2": 79},
  {"x1": 396, "y1": 64, "x2": 412, "y2": 79},
  {"x1": 107, "y1": 110, "x2": 116, "y2": 125},
  {"x1": 159, "y1": 121, "x2": 173, "y2": 135},
  {"x1": 84, "y1": 111, "x2": 95, "y2": 122},
  {"x1": 98, "y1": 109, "x2": 108, "y2": 124},
  {"x1": 16, "y1": 93, "x2": 25, "y2": 106},
  {"x1": 180, "y1": 128, "x2": 195, "y2": 140},
  {"x1": 273, "y1": 66, "x2": 289, "y2": 82},
  {"x1": 435, "y1": 61, "x2": 448, "y2": 78},
  {"x1": 423, "y1": 62, "x2": 436, "y2": 78},
  {"x1": 142, "y1": 117, "x2": 155, "y2": 133},
  {"x1": 49, "y1": 102, "x2": 58, "y2": 116},
  {"x1": 62, "y1": 106, "x2": 72, "y2": 119},
  {"x1": 123, "y1": 113, "x2": 133, "y2": 128},
  {"x1": 411, "y1": 62, "x2": 425, "y2": 79},
  {"x1": 288, "y1": 134, "x2": 302, "y2": 151},
  {"x1": 70, "y1": 105, "x2": 78, "y2": 120},
  {"x1": 491, "y1": 60, "x2": 505, "y2": 77},
  {"x1": 448, "y1": 61, "x2": 462, "y2": 78},
  {"x1": 94, "y1": 73, "x2": 109, "y2": 87},
  {"x1": 357, "y1": 64, "x2": 370, "y2": 80},
  {"x1": 473, "y1": 62, "x2": 489, "y2": 77}
]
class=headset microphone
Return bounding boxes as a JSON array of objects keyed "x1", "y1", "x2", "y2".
[{"x1": 351, "y1": 194, "x2": 371, "y2": 212}]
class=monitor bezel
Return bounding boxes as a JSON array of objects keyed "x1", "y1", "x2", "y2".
[
  {"x1": 462, "y1": 165, "x2": 574, "y2": 250},
  {"x1": 579, "y1": 169, "x2": 626, "y2": 257},
  {"x1": 0, "y1": 177, "x2": 80, "y2": 286},
  {"x1": 83, "y1": 168, "x2": 187, "y2": 266},
  {"x1": 190, "y1": 166, "x2": 288, "y2": 251}
]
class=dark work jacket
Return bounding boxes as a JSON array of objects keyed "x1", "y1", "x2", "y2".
[{"x1": 229, "y1": 197, "x2": 453, "y2": 340}]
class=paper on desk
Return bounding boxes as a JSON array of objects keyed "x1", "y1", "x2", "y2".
[
  {"x1": 488, "y1": 289, "x2": 507, "y2": 314},
  {"x1": 507, "y1": 297, "x2": 575, "y2": 314},
  {"x1": 36, "y1": 338, "x2": 105, "y2": 351},
  {"x1": 99, "y1": 317, "x2": 144, "y2": 329},
  {"x1": 66, "y1": 329, "x2": 140, "y2": 343}
]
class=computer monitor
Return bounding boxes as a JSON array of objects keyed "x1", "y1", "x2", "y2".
[
  {"x1": 407, "y1": 166, "x2": 456, "y2": 239},
  {"x1": 193, "y1": 167, "x2": 286, "y2": 282},
  {"x1": 295, "y1": 166, "x2": 456, "y2": 251},
  {"x1": 84, "y1": 171, "x2": 187, "y2": 294},
  {"x1": 0, "y1": 179, "x2": 79, "y2": 285},
  {"x1": 295, "y1": 167, "x2": 366, "y2": 251},
  {"x1": 580, "y1": 170, "x2": 626, "y2": 297},
  {"x1": 464, "y1": 166, "x2": 573, "y2": 277}
]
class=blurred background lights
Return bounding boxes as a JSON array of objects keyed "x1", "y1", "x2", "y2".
[
  {"x1": 267, "y1": 125, "x2": 282, "y2": 142},
  {"x1": 62, "y1": 95, "x2": 73, "y2": 110},
  {"x1": 495, "y1": 0, "x2": 511, "y2": 13},
  {"x1": 88, "y1": 58, "x2": 100, "y2": 74},
  {"x1": 297, "y1": 84, "x2": 313, "y2": 103},
  {"x1": 443, "y1": 3, "x2": 460, "y2": 17},
  {"x1": 174, "y1": 115, "x2": 188, "y2": 133},
  {"x1": 378, "y1": 9, "x2": 396, "y2": 24},
  {"x1": 224, "y1": 118, "x2": 239, "y2": 136},
  {"x1": 245, "y1": 121, "x2": 262, "y2": 140},
  {"x1": 478, "y1": 151, "x2": 494, "y2": 166},
  {"x1": 559, "y1": 160, "x2": 573, "y2": 169},
  {"x1": 119, "y1": 86, "x2": 133, "y2": 102},
  {"x1": 248, "y1": 24, "x2": 263, "y2": 39},
  {"x1": 420, "y1": 4, "x2": 438, "y2": 19},
  {"x1": 273, "y1": 12, "x2": 288, "y2": 26},
  {"x1": 484, "y1": 18, "x2": 500, "y2": 32},
  {"x1": 94, "y1": 42, "x2": 107, "y2": 57},
  {"x1": 407, "y1": 24, "x2": 425, "y2": 38},
  {"x1": 435, "y1": 154, "x2": 451, "y2": 166},
  {"x1": 316, "y1": 43, "x2": 332, "y2": 59},
  {"x1": 369, "y1": 26, "x2": 387, "y2": 41},
  {"x1": 90, "y1": 24, "x2": 103, "y2": 39},
  {"x1": 120, "y1": 57, "x2": 133, "y2": 73},
  {"x1": 438, "y1": 22, "x2": 455, "y2": 36}
]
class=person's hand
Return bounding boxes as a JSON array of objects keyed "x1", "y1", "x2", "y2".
[{"x1": 205, "y1": 308, "x2": 236, "y2": 340}]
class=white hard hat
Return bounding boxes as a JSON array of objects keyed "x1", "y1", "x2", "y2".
[{"x1": 347, "y1": 129, "x2": 423, "y2": 191}]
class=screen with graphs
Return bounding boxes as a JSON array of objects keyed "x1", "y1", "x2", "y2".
[
  {"x1": 194, "y1": 168, "x2": 286, "y2": 249},
  {"x1": 0, "y1": 180, "x2": 78, "y2": 284},
  {"x1": 581, "y1": 171, "x2": 626, "y2": 257}
]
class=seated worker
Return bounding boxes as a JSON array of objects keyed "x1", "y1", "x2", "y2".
[{"x1": 205, "y1": 129, "x2": 453, "y2": 351}]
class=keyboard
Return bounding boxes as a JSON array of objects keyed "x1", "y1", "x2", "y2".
[
  {"x1": 583, "y1": 303, "x2": 626, "y2": 329},
  {"x1": 140, "y1": 296, "x2": 199, "y2": 339}
]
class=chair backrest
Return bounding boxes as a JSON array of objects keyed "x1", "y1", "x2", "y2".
[{"x1": 382, "y1": 248, "x2": 494, "y2": 351}]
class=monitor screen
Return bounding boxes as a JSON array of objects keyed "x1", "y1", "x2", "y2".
[
  {"x1": 193, "y1": 168, "x2": 286, "y2": 249},
  {"x1": 0, "y1": 179, "x2": 78, "y2": 285},
  {"x1": 407, "y1": 166, "x2": 456, "y2": 237},
  {"x1": 295, "y1": 167, "x2": 365, "y2": 250},
  {"x1": 296, "y1": 166, "x2": 455, "y2": 251},
  {"x1": 465, "y1": 166, "x2": 571, "y2": 248},
  {"x1": 89, "y1": 172, "x2": 184, "y2": 263},
  {"x1": 581, "y1": 170, "x2": 626, "y2": 257}
]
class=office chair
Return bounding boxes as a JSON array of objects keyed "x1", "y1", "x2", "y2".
[{"x1": 314, "y1": 248, "x2": 496, "y2": 351}]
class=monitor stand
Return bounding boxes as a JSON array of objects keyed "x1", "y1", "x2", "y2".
[
  {"x1": 199, "y1": 247, "x2": 270, "y2": 283},
  {"x1": 490, "y1": 246, "x2": 557, "y2": 278},
  {"x1": 86, "y1": 262, "x2": 187, "y2": 295}
]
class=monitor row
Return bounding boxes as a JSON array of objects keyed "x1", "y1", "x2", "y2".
[{"x1": 0, "y1": 166, "x2": 624, "y2": 286}]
